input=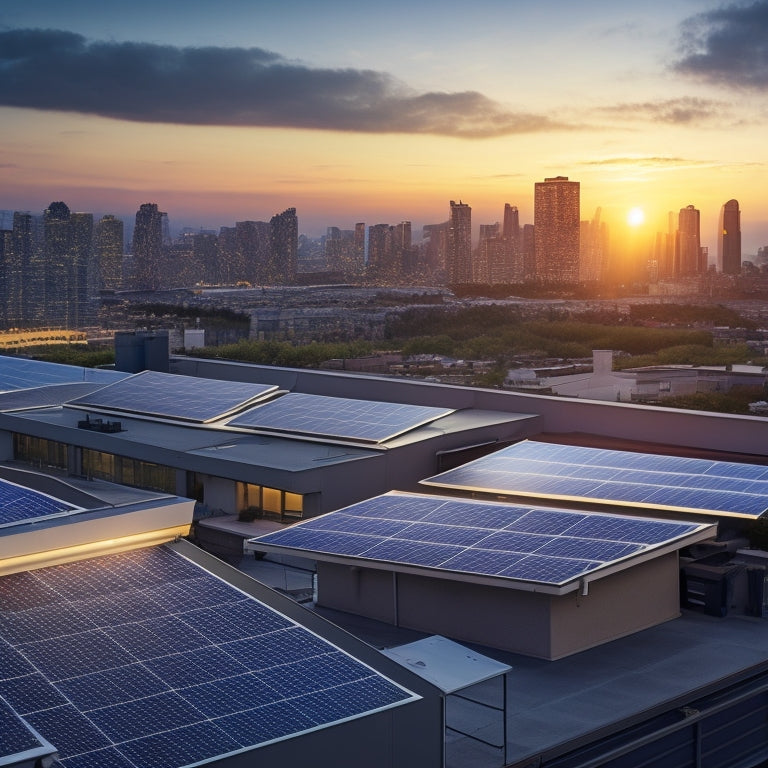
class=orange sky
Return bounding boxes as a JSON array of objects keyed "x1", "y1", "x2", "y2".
[{"x1": 2, "y1": 1, "x2": 768, "y2": 255}]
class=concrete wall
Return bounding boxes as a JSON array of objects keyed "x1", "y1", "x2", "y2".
[
  {"x1": 315, "y1": 555, "x2": 684, "y2": 660},
  {"x1": 172, "y1": 357, "x2": 768, "y2": 457}
]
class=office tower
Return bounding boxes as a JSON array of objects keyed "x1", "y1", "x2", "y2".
[
  {"x1": 0, "y1": 228, "x2": 9, "y2": 327},
  {"x1": 193, "y1": 232, "x2": 219, "y2": 285},
  {"x1": 675, "y1": 205, "x2": 701, "y2": 277},
  {"x1": 533, "y1": 176, "x2": 580, "y2": 284},
  {"x1": 366, "y1": 224, "x2": 391, "y2": 281},
  {"x1": 70, "y1": 211, "x2": 94, "y2": 326},
  {"x1": 475, "y1": 222, "x2": 502, "y2": 283},
  {"x1": 94, "y1": 215, "x2": 124, "y2": 292},
  {"x1": 132, "y1": 203, "x2": 164, "y2": 291},
  {"x1": 521, "y1": 224, "x2": 536, "y2": 281},
  {"x1": 503, "y1": 204, "x2": 520, "y2": 242},
  {"x1": 579, "y1": 208, "x2": 608, "y2": 283},
  {"x1": 354, "y1": 223, "x2": 366, "y2": 276},
  {"x1": 718, "y1": 199, "x2": 741, "y2": 275},
  {"x1": 447, "y1": 200, "x2": 472, "y2": 284},
  {"x1": 235, "y1": 220, "x2": 270, "y2": 284},
  {"x1": 423, "y1": 221, "x2": 449, "y2": 279},
  {"x1": 270, "y1": 208, "x2": 298, "y2": 284},
  {"x1": 42, "y1": 202, "x2": 87, "y2": 328}
]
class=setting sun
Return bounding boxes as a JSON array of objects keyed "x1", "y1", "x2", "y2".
[{"x1": 627, "y1": 207, "x2": 645, "y2": 227}]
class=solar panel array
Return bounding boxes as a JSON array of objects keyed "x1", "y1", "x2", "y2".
[
  {"x1": 68, "y1": 370, "x2": 278, "y2": 423},
  {"x1": 0, "y1": 695, "x2": 51, "y2": 761},
  {"x1": 0, "y1": 545, "x2": 416, "y2": 767},
  {"x1": 0, "y1": 478, "x2": 80, "y2": 528},
  {"x1": 421, "y1": 440, "x2": 768, "y2": 518},
  {"x1": 228, "y1": 392, "x2": 454, "y2": 443},
  {"x1": 251, "y1": 493, "x2": 707, "y2": 587},
  {"x1": 0, "y1": 382, "x2": 106, "y2": 413},
  {"x1": 0, "y1": 357, "x2": 127, "y2": 392}
]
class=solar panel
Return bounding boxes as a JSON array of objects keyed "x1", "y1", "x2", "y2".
[
  {"x1": 251, "y1": 492, "x2": 711, "y2": 587},
  {"x1": 67, "y1": 369, "x2": 278, "y2": 423},
  {"x1": 227, "y1": 392, "x2": 454, "y2": 443},
  {"x1": 0, "y1": 382, "x2": 109, "y2": 412},
  {"x1": 0, "y1": 545, "x2": 417, "y2": 766},
  {"x1": 0, "y1": 357, "x2": 127, "y2": 392},
  {"x1": 421, "y1": 440, "x2": 768, "y2": 518},
  {"x1": 0, "y1": 477, "x2": 81, "y2": 529},
  {"x1": 0, "y1": 696, "x2": 51, "y2": 760}
]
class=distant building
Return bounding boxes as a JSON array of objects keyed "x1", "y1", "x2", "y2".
[
  {"x1": 534, "y1": 176, "x2": 580, "y2": 284},
  {"x1": 270, "y1": 207, "x2": 298, "y2": 284},
  {"x1": 94, "y1": 214, "x2": 124, "y2": 292},
  {"x1": 447, "y1": 200, "x2": 472, "y2": 284},
  {"x1": 131, "y1": 203, "x2": 165, "y2": 291},
  {"x1": 675, "y1": 204, "x2": 702, "y2": 277},
  {"x1": 718, "y1": 199, "x2": 742, "y2": 275}
]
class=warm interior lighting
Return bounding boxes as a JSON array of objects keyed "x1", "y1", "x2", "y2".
[
  {"x1": 0, "y1": 524, "x2": 191, "y2": 577},
  {"x1": 627, "y1": 207, "x2": 645, "y2": 227}
]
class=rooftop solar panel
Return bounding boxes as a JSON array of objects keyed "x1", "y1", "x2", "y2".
[
  {"x1": 227, "y1": 392, "x2": 454, "y2": 443},
  {"x1": 0, "y1": 545, "x2": 417, "y2": 767},
  {"x1": 67, "y1": 369, "x2": 278, "y2": 423},
  {"x1": 0, "y1": 696, "x2": 52, "y2": 762},
  {"x1": 251, "y1": 493, "x2": 712, "y2": 588},
  {"x1": 421, "y1": 440, "x2": 768, "y2": 518},
  {"x1": 0, "y1": 357, "x2": 127, "y2": 392},
  {"x1": 0, "y1": 477, "x2": 81, "y2": 528}
]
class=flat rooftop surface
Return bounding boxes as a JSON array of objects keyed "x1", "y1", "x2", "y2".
[{"x1": 237, "y1": 553, "x2": 768, "y2": 768}]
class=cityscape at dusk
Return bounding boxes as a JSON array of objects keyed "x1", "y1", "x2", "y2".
[{"x1": 2, "y1": 0, "x2": 768, "y2": 255}]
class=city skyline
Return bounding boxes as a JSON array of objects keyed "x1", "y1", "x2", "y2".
[{"x1": 2, "y1": 1, "x2": 768, "y2": 253}]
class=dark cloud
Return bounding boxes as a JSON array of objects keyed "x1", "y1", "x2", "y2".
[
  {"x1": 598, "y1": 97, "x2": 725, "y2": 124},
  {"x1": 0, "y1": 27, "x2": 570, "y2": 138},
  {"x1": 674, "y1": 2, "x2": 768, "y2": 88}
]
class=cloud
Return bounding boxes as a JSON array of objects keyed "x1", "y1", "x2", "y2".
[
  {"x1": 597, "y1": 97, "x2": 726, "y2": 124},
  {"x1": 580, "y1": 156, "x2": 692, "y2": 166},
  {"x1": 674, "y1": 1, "x2": 768, "y2": 88},
  {"x1": 0, "y1": 27, "x2": 571, "y2": 138}
]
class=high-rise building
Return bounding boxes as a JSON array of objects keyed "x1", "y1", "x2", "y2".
[
  {"x1": 132, "y1": 203, "x2": 165, "y2": 291},
  {"x1": 70, "y1": 211, "x2": 94, "y2": 327},
  {"x1": 366, "y1": 223, "x2": 391, "y2": 281},
  {"x1": 447, "y1": 200, "x2": 472, "y2": 284},
  {"x1": 675, "y1": 205, "x2": 701, "y2": 277},
  {"x1": 270, "y1": 208, "x2": 298, "y2": 284},
  {"x1": 718, "y1": 199, "x2": 741, "y2": 275},
  {"x1": 235, "y1": 220, "x2": 270, "y2": 284},
  {"x1": 94, "y1": 215, "x2": 124, "y2": 292},
  {"x1": 579, "y1": 208, "x2": 609, "y2": 283},
  {"x1": 533, "y1": 176, "x2": 580, "y2": 284}
]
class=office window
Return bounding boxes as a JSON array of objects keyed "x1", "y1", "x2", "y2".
[{"x1": 13, "y1": 434, "x2": 68, "y2": 470}]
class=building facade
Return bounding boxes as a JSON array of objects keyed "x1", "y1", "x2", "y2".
[
  {"x1": 718, "y1": 198, "x2": 742, "y2": 275},
  {"x1": 533, "y1": 176, "x2": 580, "y2": 284},
  {"x1": 447, "y1": 200, "x2": 472, "y2": 284}
]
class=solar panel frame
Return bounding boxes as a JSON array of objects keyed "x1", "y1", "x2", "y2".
[
  {"x1": 67, "y1": 369, "x2": 278, "y2": 423},
  {"x1": 0, "y1": 544, "x2": 419, "y2": 767},
  {"x1": 421, "y1": 440, "x2": 768, "y2": 518},
  {"x1": 227, "y1": 391, "x2": 454, "y2": 443},
  {"x1": 251, "y1": 492, "x2": 712, "y2": 589}
]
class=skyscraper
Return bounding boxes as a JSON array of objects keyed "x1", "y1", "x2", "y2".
[
  {"x1": 675, "y1": 205, "x2": 701, "y2": 277},
  {"x1": 533, "y1": 176, "x2": 580, "y2": 284},
  {"x1": 270, "y1": 207, "x2": 298, "y2": 284},
  {"x1": 447, "y1": 200, "x2": 472, "y2": 284},
  {"x1": 718, "y1": 199, "x2": 741, "y2": 275},
  {"x1": 94, "y1": 215, "x2": 124, "y2": 292},
  {"x1": 132, "y1": 203, "x2": 165, "y2": 291}
]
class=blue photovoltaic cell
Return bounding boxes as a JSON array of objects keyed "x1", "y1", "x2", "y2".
[
  {"x1": 0, "y1": 357, "x2": 127, "y2": 393},
  {"x1": 421, "y1": 440, "x2": 768, "y2": 518},
  {"x1": 228, "y1": 391, "x2": 453, "y2": 443},
  {"x1": 0, "y1": 545, "x2": 415, "y2": 766},
  {"x1": 0, "y1": 696, "x2": 48, "y2": 758},
  {"x1": 0, "y1": 477, "x2": 80, "y2": 528},
  {"x1": 252, "y1": 492, "x2": 709, "y2": 586},
  {"x1": 67, "y1": 369, "x2": 277, "y2": 423}
]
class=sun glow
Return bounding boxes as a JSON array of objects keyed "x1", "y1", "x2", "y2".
[{"x1": 627, "y1": 207, "x2": 645, "y2": 227}]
